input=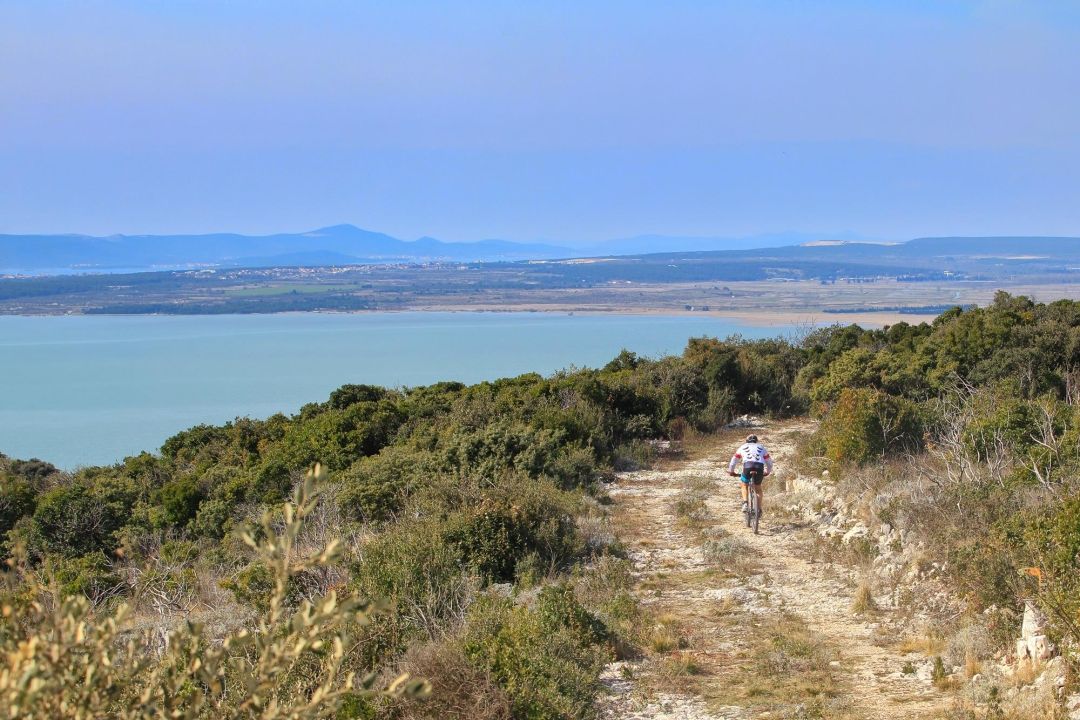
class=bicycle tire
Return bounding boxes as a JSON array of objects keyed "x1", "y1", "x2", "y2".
[
  {"x1": 744, "y1": 501, "x2": 751, "y2": 528},
  {"x1": 752, "y1": 503, "x2": 760, "y2": 534}
]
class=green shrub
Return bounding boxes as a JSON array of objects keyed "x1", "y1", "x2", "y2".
[
  {"x1": 44, "y1": 552, "x2": 123, "y2": 604},
  {"x1": 246, "y1": 457, "x2": 295, "y2": 503},
  {"x1": 959, "y1": 390, "x2": 1036, "y2": 462},
  {"x1": 535, "y1": 584, "x2": 610, "y2": 647},
  {"x1": 0, "y1": 475, "x2": 36, "y2": 540},
  {"x1": 8, "y1": 459, "x2": 58, "y2": 481},
  {"x1": 328, "y1": 383, "x2": 390, "y2": 409},
  {"x1": 28, "y1": 480, "x2": 134, "y2": 557},
  {"x1": 1026, "y1": 492, "x2": 1080, "y2": 652},
  {"x1": 351, "y1": 520, "x2": 473, "y2": 651},
  {"x1": 611, "y1": 441, "x2": 652, "y2": 472},
  {"x1": 443, "y1": 503, "x2": 531, "y2": 584},
  {"x1": 192, "y1": 496, "x2": 232, "y2": 539},
  {"x1": 221, "y1": 562, "x2": 277, "y2": 612},
  {"x1": 570, "y1": 555, "x2": 644, "y2": 657},
  {"x1": 337, "y1": 447, "x2": 428, "y2": 524},
  {"x1": 441, "y1": 483, "x2": 584, "y2": 585},
  {"x1": 462, "y1": 595, "x2": 608, "y2": 720},
  {"x1": 276, "y1": 401, "x2": 405, "y2": 471},
  {"x1": 817, "y1": 387, "x2": 923, "y2": 464},
  {"x1": 157, "y1": 476, "x2": 205, "y2": 527}
]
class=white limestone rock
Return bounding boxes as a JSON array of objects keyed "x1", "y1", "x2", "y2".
[{"x1": 842, "y1": 523, "x2": 870, "y2": 544}]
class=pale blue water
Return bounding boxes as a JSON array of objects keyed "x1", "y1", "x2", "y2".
[{"x1": 0, "y1": 313, "x2": 805, "y2": 469}]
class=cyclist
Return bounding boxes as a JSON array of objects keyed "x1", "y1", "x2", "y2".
[{"x1": 728, "y1": 434, "x2": 773, "y2": 516}]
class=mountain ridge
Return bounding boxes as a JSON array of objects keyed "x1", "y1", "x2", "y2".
[
  {"x1": 3, "y1": 225, "x2": 1080, "y2": 274},
  {"x1": 0, "y1": 224, "x2": 871, "y2": 273}
]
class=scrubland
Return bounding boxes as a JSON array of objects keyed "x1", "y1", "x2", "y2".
[{"x1": 2, "y1": 291, "x2": 1078, "y2": 718}]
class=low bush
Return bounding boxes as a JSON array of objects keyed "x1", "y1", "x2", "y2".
[
  {"x1": 44, "y1": 552, "x2": 123, "y2": 605},
  {"x1": 702, "y1": 536, "x2": 750, "y2": 568},
  {"x1": 351, "y1": 520, "x2": 475, "y2": 647},
  {"x1": 337, "y1": 448, "x2": 427, "y2": 524},
  {"x1": 462, "y1": 593, "x2": 609, "y2": 720},
  {"x1": 851, "y1": 577, "x2": 877, "y2": 614},
  {"x1": 571, "y1": 554, "x2": 644, "y2": 657}
]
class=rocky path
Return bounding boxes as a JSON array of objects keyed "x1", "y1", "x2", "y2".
[{"x1": 596, "y1": 421, "x2": 954, "y2": 720}]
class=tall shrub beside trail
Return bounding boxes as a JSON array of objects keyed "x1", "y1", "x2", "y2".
[{"x1": 817, "y1": 387, "x2": 924, "y2": 465}]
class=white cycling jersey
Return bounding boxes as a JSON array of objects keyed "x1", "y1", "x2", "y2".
[{"x1": 728, "y1": 443, "x2": 773, "y2": 474}]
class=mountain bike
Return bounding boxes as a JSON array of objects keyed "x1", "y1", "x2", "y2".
[{"x1": 744, "y1": 484, "x2": 761, "y2": 534}]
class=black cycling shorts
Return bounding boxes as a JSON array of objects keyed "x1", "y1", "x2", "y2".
[{"x1": 740, "y1": 461, "x2": 765, "y2": 485}]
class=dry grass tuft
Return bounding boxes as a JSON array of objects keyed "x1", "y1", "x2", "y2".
[
  {"x1": 851, "y1": 577, "x2": 878, "y2": 614},
  {"x1": 897, "y1": 633, "x2": 946, "y2": 656},
  {"x1": 671, "y1": 489, "x2": 711, "y2": 529},
  {"x1": 649, "y1": 613, "x2": 684, "y2": 654},
  {"x1": 388, "y1": 642, "x2": 512, "y2": 720}
]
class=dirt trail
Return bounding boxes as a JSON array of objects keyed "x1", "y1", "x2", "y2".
[{"x1": 597, "y1": 421, "x2": 954, "y2": 720}]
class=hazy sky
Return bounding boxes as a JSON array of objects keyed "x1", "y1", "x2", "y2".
[{"x1": 2, "y1": 1, "x2": 1079, "y2": 241}]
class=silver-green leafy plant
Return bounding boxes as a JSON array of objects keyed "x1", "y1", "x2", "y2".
[{"x1": 1, "y1": 463, "x2": 429, "y2": 719}]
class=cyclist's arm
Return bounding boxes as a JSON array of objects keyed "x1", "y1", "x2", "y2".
[
  {"x1": 727, "y1": 453, "x2": 740, "y2": 476},
  {"x1": 763, "y1": 451, "x2": 774, "y2": 475}
]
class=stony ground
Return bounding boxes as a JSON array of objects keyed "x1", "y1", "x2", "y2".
[{"x1": 595, "y1": 421, "x2": 956, "y2": 720}]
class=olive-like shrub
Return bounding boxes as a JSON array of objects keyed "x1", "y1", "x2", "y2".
[{"x1": 0, "y1": 465, "x2": 428, "y2": 719}]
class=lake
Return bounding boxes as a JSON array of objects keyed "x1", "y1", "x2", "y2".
[{"x1": 1, "y1": 312, "x2": 810, "y2": 469}]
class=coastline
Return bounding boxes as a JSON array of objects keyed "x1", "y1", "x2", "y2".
[
  {"x1": 395, "y1": 304, "x2": 936, "y2": 328},
  {"x1": 0, "y1": 305, "x2": 937, "y2": 328}
]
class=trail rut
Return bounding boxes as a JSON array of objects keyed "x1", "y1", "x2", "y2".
[{"x1": 596, "y1": 421, "x2": 955, "y2": 720}]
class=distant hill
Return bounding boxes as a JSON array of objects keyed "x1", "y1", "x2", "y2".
[
  {"x1": 0, "y1": 224, "x2": 575, "y2": 272},
  {"x1": 0, "y1": 225, "x2": 878, "y2": 274},
  {"x1": 4, "y1": 225, "x2": 1080, "y2": 276},
  {"x1": 577, "y1": 231, "x2": 854, "y2": 256},
  {"x1": 499, "y1": 236, "x2": 1080, "y2": 286}
]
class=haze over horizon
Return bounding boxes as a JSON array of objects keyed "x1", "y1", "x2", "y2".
[{"x1": 3, "y1": 1, "x2": 1079, "y2": 241}]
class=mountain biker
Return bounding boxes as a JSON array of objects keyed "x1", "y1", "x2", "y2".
[{"x1": 728, "y1": 434, "x2": 773, "y2": 516}]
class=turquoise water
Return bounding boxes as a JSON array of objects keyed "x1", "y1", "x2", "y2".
[{"x1": 0, "y1": 312, "x2": 804, "y2": 469}]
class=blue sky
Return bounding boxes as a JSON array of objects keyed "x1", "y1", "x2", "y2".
[{"x1": 2, "y1": 1, "x2": 1079, "y2": 241}]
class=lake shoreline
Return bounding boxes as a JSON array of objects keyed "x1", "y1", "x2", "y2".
[{"x1": 0, "y1": 305, "x2": 936, "y2": 328}]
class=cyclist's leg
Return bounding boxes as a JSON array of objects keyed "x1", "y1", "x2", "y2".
[
  {"x1": 750, "y1": 466, "x2": 764, "y2": 513},
  {"x1": 739, "y1": 475, "x2": 750, "y2": 507}
]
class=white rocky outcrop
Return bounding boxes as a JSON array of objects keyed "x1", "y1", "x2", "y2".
[
  {"x1": 841, "y1": 522, "x2": 869, "y2": 544},
  {"x1": 1015, "y1": 600, "x2": 1055, "y2": 662},
  {"x1": 1066, "y1": 691, "x2": 1080, "y2": 720}
]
